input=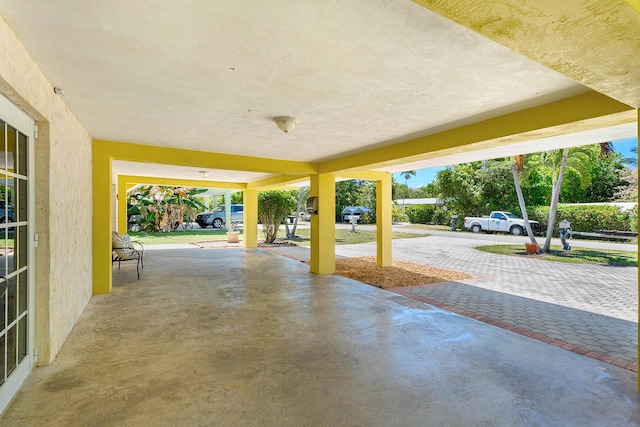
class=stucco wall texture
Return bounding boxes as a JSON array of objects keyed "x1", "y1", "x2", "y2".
[{"x1": 0, "y1": 15, "x2": 93, "y2": 364}]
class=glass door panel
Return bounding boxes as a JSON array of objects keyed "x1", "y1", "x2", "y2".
[{"x1": 0, "y1": 93, "x2": 33, "y2": 414}]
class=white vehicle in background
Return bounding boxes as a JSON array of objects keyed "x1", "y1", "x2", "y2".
[{"x1": 463, "y1": 211, "x2": 540, "y2": 236}]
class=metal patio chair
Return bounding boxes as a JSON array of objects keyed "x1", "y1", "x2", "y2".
[{"x1": 112, "y1": 231, "x2": 144, "y2": 279}]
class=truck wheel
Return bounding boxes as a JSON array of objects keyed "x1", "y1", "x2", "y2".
[
  {"x1": 471, "y1": 224, "x2": 481, "y2": 233},
  {"x1": 510, "y1": 225, "x2": 523, "y2": 236}
]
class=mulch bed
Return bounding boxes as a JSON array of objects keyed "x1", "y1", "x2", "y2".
[{"x1": 335, "y1": 256, "x2": 472, "y2": 289}]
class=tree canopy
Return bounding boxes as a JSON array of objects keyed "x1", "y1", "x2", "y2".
[
  {"x1": 128, "y1": 186, "x2": 208, "y2": 232},
  {"x1": 258, "y1": 190, "x2": 297, "y2": 243},
  {"x1": 423, "y1": 144, "x2": 628, "y2": 217}
]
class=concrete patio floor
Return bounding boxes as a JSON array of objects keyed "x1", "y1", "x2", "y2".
[{"x1": 1, "y1": 247, "x2": 639, "y2": 426}]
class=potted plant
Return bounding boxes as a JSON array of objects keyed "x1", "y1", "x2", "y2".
[
  {"x1": 226, "y1": 221, "x2": 240, "y2": 243},
  {"x1": 525, "y1": 243, "x2": 539, "y2": 254}
]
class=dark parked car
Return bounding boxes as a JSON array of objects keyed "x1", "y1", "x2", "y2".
[{"x1": 196, "y1": 204, "x2": 243, "y2": 229}]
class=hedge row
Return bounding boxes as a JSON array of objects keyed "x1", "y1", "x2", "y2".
[
  {"x1": 528, "y1": 205, "x2": 634, "y2": 237},
  {"x1": 405, "y1": 203, "x2": 636, "y2": 235},
  {"x1": 405, "y1": 205, "x2": 450, "y2": 226}
]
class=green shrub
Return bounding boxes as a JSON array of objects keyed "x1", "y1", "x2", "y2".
[
  {"x1": 431, "y1": 209, "x2": 450, "y2": 225},
  {"x1": 392, "y1": 207, "x2": 406, "y2": 223},
  {"x1": 528, "y1": 205, "x2": 632, "y2": 238},
  {"x1": 359, "y1": 211, "x2": 375, "y2": 224},
  {"x1": 258, "y1": 190, "x2": 297, "y2": 243},
  {"x1": 406, "y1": 205, "x2": 435, "y2": 224},
  {"x1": 629, "y1": 205, "x2": 638, "y2": 233}
]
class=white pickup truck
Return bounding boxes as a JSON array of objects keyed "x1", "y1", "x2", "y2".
[{"x1": 463, "y1": 211, "x2": 540, "y2": 236}]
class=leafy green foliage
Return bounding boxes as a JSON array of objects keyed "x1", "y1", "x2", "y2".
[
  {"x1": 392, "y1": 206, "x2": 406, "y2": 223},
  {"x1": 128, "y1": 186, "x2": 208, "y2": 232},
  {"x1": 335, "y1": 180, "x2": 379, "y2": 223},
  {"x1": 476, "y1": 162, "x2": 521, "y2": 213},
  {"x1": 432, "y1": 163, "x2": 483, "y2": 216},
  {"x1": 404, "y1": 205, "x2": 452, "y2": 226},
  {"x1": 423, "y1": 144, "x2": 633, "y2": 238},
  {"x1": 406, "y1": 205, "x2": 435, "y2": 224},
  {"x1": 528, "y1": 205, "x2": 632, "y2": 237},
  {"x1": 258, "y1": 190, "x2": 297, "y2": 243},
  {"x1": 335, "y1": 180, "x2": 365, "y2": 221},
  {"x1": 560, "y1": 169, "x2": 587, "y2": 203},
  {"x1": 216, "y1": 191, "x2": 244, "y2": 205},
  {"x1": 359, "y1": 211, "x2": 376, "y2": 224},
  {"x1": 431, "y1": 209, "x2": 450, "y2": 226},
  {"x1": 628, "y1": 205, "x2": 638, "y2": 232},
  {"x1": 393, "y1": 181, "x2": 436, "y2": 200},
  {"x1": 520, "y1": 169, "x2": 551, "y2": 207},
  {"x1": 583, "y1": 151, "x2": 625, "y2": 202}
]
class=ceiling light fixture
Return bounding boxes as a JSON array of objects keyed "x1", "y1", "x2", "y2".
[
  {"x1": 273, "y1": 116, "x2": 297, "y2": 134},
  {"x1": 199, "y1": 171, "x2": 209, "y2": 178},
  {"x1": 53, "y1": 87, "x2": 65, "y2": 96}
]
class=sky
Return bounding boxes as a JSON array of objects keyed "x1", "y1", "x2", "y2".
[{"x1": 393, "y1": 137, "x2": 639, "y2": 189}]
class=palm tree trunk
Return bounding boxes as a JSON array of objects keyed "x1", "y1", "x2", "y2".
[
  {"x1": 511, "y1": 157, "x2": 538, "y2": 246},
  {"x1": 542, "y1": 148, "x2": 569, "y2": 252},
  {"x1": 290, "y1": 186, "x2": 305, "y2": 237}
]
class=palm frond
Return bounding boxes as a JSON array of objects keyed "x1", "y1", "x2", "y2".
[{"x1": 598, "y1": 141, "x2": 614, "y2": 158}]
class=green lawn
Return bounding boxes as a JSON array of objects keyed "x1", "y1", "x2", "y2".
[
  {"x1": 476, "y1": 244, "x2": 637, "y2": 267},
  {"x1": 128, "y1": 227, "x2": 426, "y2": 246},
  {"x1": 276, "y1": 228, "x2": 425, "y2": 246},
  {"x1": 0, "y1": 238, "x2": 14, "y2": 248},
  {"x1": 129, "y1": 229, "x2": 230, "y2": 245},
  {"x1": 398, "y1": 224, "x2": 451, "y2": 231}
]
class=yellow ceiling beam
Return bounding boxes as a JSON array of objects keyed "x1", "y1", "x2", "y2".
[
  {"x1": 336, "y1": 171, "x2": 391, "y2": 181},
  {"x1": 412, "y1": 0, "x2": 640, "y2": 108},
  {"x1": 119, "y1": 175, "x2": 246, "y2": 190},
  {"x1": 94, "y1": 139, "x2": 317, "y2": 175},
  {"x1": 318, "y1": 91, "x2": 635, "y2": 174},
  {"x1": 247, "y1": 174, "x2": 310, "y2": 190}
]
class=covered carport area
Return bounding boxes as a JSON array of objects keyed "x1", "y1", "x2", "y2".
[
  {"x1": 3, "y1": 246, "x2": 640, "y2": 425},
  {"x1": 74, "y1": 0, "x2": 637, "y2": 393},
  {"x1": 0, "y1": 0, "x2": 639, "y2": 422}
]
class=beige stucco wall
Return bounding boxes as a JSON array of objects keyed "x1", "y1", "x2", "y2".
[{"x1": 0, "y1": 15, "x2": 93, "y2": 364}]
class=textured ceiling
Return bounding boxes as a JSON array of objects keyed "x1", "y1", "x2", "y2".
[{"x1": 0, "y1": 0, "x2": 635, "y2": 183}]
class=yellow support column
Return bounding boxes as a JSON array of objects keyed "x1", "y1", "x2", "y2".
[
  {"x1": 310, "y1": 174, "x2": 335, "y2": 274},
  {"x1": 637, "y1": 109, "x2": 639, "y2": 392},
  {"x1": 376, "y1": 173, "x2": 392, "y2": 267},
  {"x1": 117, "y1": 175, "x2": 128, "y2": 235},
  {"x1": 92, "y1": 142, "x2": 113, "y2": 294},
  {"x1": 244, "y1": 189, "x2": 258, "y2": 248}
]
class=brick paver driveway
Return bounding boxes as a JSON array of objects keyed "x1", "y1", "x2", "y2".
[{"x1": 335, "y1": 233, "x2": 638, "y2": 370}]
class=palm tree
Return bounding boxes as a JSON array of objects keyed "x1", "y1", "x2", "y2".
[
  {"x1": 522, "y1": 147, "x2": 591, "y2": 252},
  {"x1": 624, "y1": 146, "x2": 637, "y2": 167},
  {"x1": 510, "y1": 155, "x2": 538, "y2": 247},
  {"x1": 400, "y1": 170, "x2": 416, "y2": 207},
  {"x1": 287, "y1": 186, "x2": 308, "y2": 238},
  {"x1": 599, "y1": 141, "x2": 614, "y2": 157}
]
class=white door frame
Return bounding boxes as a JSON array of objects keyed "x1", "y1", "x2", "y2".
[{"x1": 0, "y1": 92, "x2": 36, "y2": 414}]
